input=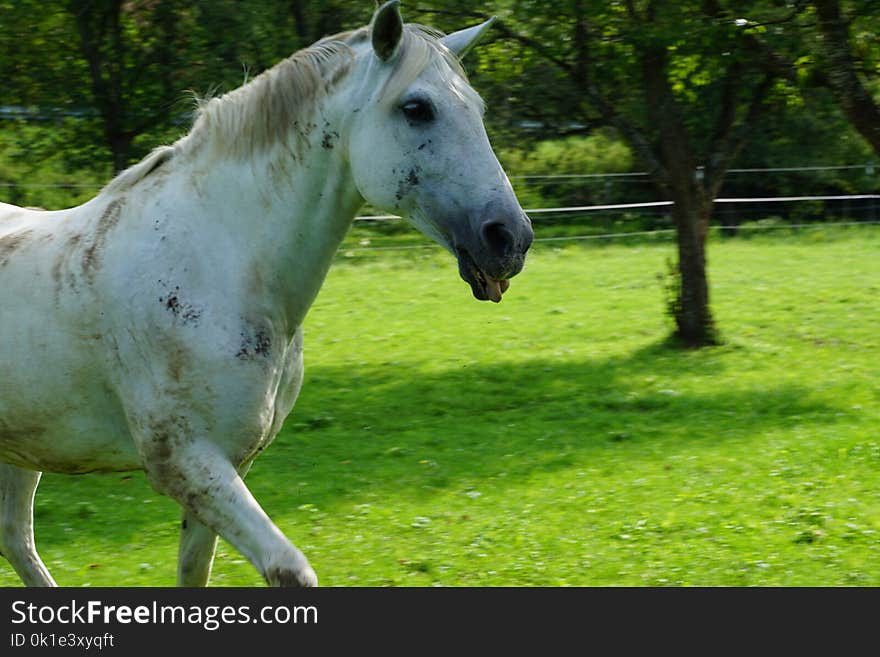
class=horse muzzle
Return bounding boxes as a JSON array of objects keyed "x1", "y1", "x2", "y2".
[{"x1": 455, "y1": 210, "x2": 533, "y2": 303}]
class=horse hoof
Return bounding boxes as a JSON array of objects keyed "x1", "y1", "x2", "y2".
[{"x1": 266, "y1": 565, "x2": 318, "y2": 587}]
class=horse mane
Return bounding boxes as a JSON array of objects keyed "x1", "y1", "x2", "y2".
[
  {"x1": 99, "y1": 23, "x2": 475, "y2": 196},
  {"x1": 182, "y1": 38, "x2": 356, "y2": 161},
  {"x1": 182, "y1": 23, "x2": 473, "y2": 161},
  {"x1": 101, "y1": 146, "x2": 175, "y2": 197}
]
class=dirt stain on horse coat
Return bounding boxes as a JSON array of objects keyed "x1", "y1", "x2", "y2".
[
  {"x1": 236, "y1": 323, "x2": 273, "y2": 361},
  {"x1": 321, "y1": 130, "x2": 339, "y2": 150},
  {"x1": 42, "y1": 198, "x2": 123, "y2": 302},
  {"x1": 0, "y1": 229, "x2": 34, "y2": 267},
  {"x1": 160, "y1": 292, "x2": 202, "y2": 326},
  {"x1": 50, "y1": 234, "x2": 85, "y2": 303},
  {"x1": 395, "y1": 166, "x2": 421, "y2": 202},
  {"x1": 0, "y1": 419, "x2": 45, "y2": 449},
  {"x1": 82, "y1": 198, "x2": 124, "y2": 283},
  {"x1": 139, "y1": 414, "x2": 192, "y2": 487}
]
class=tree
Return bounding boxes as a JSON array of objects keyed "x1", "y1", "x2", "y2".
[
  {"x1": 434, "y1": 1, "x2": 784, "y2": 346},
  {"x1": 67, "y1": 0, "x2": 189, "y2": 172},
  {"x1": 722, "y1": 1, "x2": 879, "y2": 155},
  {"x1": 811, "y1": 1, "x2": 880, "y2": 153},
  {"x1": 1, "y1": 2, "x2": 373, "y2": 175}
]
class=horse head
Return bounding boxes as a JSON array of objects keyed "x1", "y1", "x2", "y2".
[{"x1": 344, "y1": 1, "x2": 533, "y2": 302}]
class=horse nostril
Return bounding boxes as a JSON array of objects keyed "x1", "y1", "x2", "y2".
[{"x1": 480, "y1": 220, "x2": 515, "y2": 258}]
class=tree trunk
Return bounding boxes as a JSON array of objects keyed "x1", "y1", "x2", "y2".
[
  {"x1": 110, "y1": 132, "x2": 132, "y2": 175},
  {"x1": 640, "y1": 45, "x2": 718, "y2": 347},
  {"x1": 290, "y1": 0, "x2": 308, "y2": 40},
  {"x1": 670, "y1": 187, "x2": 717, "y2": 346}
]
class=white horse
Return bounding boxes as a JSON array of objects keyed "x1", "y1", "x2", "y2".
[{"x1": 0, "y1": 2, "x2": 532, "y2": 587}]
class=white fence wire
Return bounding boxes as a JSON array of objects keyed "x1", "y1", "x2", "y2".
[
  {"x1": 344, "y1": 191, "x2": 880, "y2": 252},
  {"x1": 4, "y1": 165, "x2": 878, "y2": 252},
  {"x1": 342, "y1": 221, "x2": 880, "y2": 253},
  {"x1": 354, "y1": 194, "x2": 880, "y2": 223}
]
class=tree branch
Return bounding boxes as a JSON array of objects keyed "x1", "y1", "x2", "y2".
[
  {"x1": 483, "y1": 14, "x2": 666, "y2": 183},
  {"x1": 813, "y1": 0, "x2": 880, "y2": 153},
  {"x1": 489, "y1": 18, "x2": 573, "y2": 74},
  {"x1": 705, "y1": 73, "x2": 776, "y2": 197}
]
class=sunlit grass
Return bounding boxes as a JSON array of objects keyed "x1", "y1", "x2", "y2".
[{"x1": 1, "y1": 225, "x2": 878, "y2": 586}]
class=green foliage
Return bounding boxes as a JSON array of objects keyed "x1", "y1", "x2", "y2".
[
  {"x1": 1, "y1": 1, "x2": 876, "y2": 183},
  {"x1": 498, "y1": 132, "x2": 636, "y2": 208},
  {"x1": 1, "y1": 226, "x2": 877, "y2": 586},
  {"x1": 0, "y1": 2, "x2": 377, "y2": 172},
  {"x1": 657, "y1": 256, "x2": 683, "y2": 332},
  {"x1": 0, "y1": 122, "x2": 106, "y2": 209}
]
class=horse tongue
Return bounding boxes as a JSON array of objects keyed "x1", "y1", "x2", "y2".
[{"x1": 485, "y1": 277, "x2": 504, "y2": 303}]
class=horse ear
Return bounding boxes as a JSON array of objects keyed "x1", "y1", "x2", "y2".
[
  {"x1": 440, "y1": 16, "x2": 496, "y2": 60},
  {"x1": 371, "y1": 0, "x2": 404, "y2": 62}
]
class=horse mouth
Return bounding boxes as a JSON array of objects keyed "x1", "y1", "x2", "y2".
[{"x1": 456, "y1": 248, "x2": 510, "y2": 303}]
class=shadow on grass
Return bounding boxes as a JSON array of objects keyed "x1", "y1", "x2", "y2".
[{"x1": 26, "y1": 340, "x2": 848, "y2": 552}]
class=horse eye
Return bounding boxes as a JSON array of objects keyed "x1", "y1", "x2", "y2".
[{"x1": 400, "y1": 99, "x2": 435, "y2": 124}]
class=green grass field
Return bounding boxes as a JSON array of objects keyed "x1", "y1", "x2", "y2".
[{"x1": 1, "y1": 225, "x2": 878, "y2": 587}]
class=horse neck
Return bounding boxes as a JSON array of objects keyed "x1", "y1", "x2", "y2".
[{"x1": 180, "y1": 129, "x2": 364, "y2": 330}]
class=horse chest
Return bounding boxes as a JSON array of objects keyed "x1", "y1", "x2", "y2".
[
  {"x1": 228, "y1": 327, "x2": 305, "y2": 465},
  {"x1": 263, "y1": 327, "x2": 305, "y2": 436}
]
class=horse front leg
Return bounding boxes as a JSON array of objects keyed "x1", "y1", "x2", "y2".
[
  {"x1": 177, "y1": 510, "x2": 218, "y2": 586},
  {"x1": 143, "y1": 439, "x2": 316, "y2": 587},
  {"x1": 177, "y1": 462, "x2": 253, "y2": 586},
  {"x1": 0, "y1": 463, "x2": 56, "y2": 587}
]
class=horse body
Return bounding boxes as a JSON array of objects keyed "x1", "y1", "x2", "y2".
[
  {"x1": 0, "y1": 144, "x2": 349, "y2": 473},
  {"x1": 0, "y1": 199, "x2": 139, "y2": 473},
  {"x1": 0, "y1": 2, "x2": 532, "y2": 587}
]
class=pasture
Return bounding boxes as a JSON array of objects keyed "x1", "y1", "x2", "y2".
[{"x1": 1, "y1": 224, "x2": 877, "y2": 586}]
